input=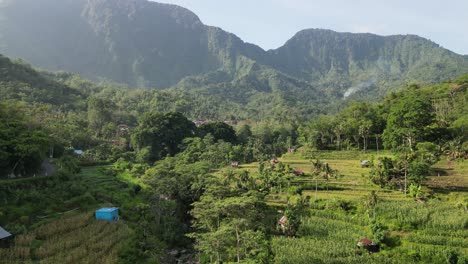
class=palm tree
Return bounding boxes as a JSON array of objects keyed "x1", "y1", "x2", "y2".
[
  {"x1": 311, "y1": 160, "x2": 339, "y2": 204},
  {"x1": 365, "y1": 191, "x2": 378, "y2": 219}
]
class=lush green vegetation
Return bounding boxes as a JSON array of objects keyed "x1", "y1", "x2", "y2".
[
  {"x1": 0, "y1": 47, "x2": 467, "y2": 264},
  {"x1": 264, "y1": 151, "x2": 467, "y2": 264}
]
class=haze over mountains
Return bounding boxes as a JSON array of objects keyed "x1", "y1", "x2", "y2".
[{"x1": 1, "y1": 0, "x2": 467, "y2": 103}]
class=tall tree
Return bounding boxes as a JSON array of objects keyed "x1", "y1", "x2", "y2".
[
  {"x1": 87, "y1": 96, "x2": 114, "y2": 137},
  {"x1": 0, "y1": 101, "x2": 49, "y2": 177},
  {"x1": 383, "y1": 94, "x2": 435, "y2": 151},
  {"x1": 198, "y1": 122, "x2": 238, "y2": 144},
  {"x1": 132, "y1": 112, "x2": 196, "y2": 163}
]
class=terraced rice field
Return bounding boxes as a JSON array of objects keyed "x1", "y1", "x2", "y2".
[
  {"x1": 0, "y1": 166, "x2": 141, "y2": 264},
  {"x1": 0, "y1": 212, "x2": 131, "y2": 264},
  {"x1": 235, "y1": 150, "x2": 468, "y2": 263}
]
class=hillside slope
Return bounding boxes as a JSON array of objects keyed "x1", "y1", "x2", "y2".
[
  {"x1": 264, "y1": 29, "x2": 468, "y2": 98},
  {"x1": 0, "y1": 54, "x2": 86, "y2": 108}
]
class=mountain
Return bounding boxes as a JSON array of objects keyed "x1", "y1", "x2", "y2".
[
  {"x1": 0, "y1": 0, "x2": 264, "y2": 89},
  {"x1": 263, "y1": 29, "x2": 468, "y2": 99},
  {"x1": 1, "y1": 0, "x2": 467, "y2": 104}
]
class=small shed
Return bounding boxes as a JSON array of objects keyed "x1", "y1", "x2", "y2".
[
  {"x1": 278, "y1": 216, "x2": 288, "y2": 225},
  {"x1": 95, "y1": 207, "x2": 119, "y2": 222},
  {"x1": 415, "y1": 197, "x2": 426, "y2": 203},
  {"x1": 360, "y1": 160, "x2": 370, "y2": 168},
  {"x1": 357, "y1": 238, "x2": 380, "y2": 253},
  {"x1": 357, "y1": 238, "x2": 373, "y2": 247},
  {"x1": 231, "y1": 162, "x2": 239, "y2": 168},
  {"x1": 118, "y1": 124, "x2": 129, "y2": 131},
  {"x1": 74, "y1": 149, "x2": 84, "y2": 155},
  {"x1": 293, "y1": 169, "x2": 304, "y2": 176},
  {"x1": 0, "y1": 226, "x2": 12, "y2": 248}
]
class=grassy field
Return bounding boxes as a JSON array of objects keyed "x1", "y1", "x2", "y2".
[{"x1": 234, "y1": 149, "x2": 468, "y2": 263}]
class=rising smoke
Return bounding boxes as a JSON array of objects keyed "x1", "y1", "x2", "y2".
[{"x1": 343, "y1": 78, "x2": 376, "y2": 99}]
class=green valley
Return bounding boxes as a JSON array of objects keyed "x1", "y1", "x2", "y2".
[{"x1": 0, "y1": 1, "x2": 467, "y2": 263}]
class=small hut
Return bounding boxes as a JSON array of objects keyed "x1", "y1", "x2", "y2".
[
  {"x1": 0, "y1": 226, "x2": 12, "y2": 248},
  {"x1": 415, "y1": 197, "x2": 426, "y2": 203},
  {"x1": 360, "y1": 160, "x2": 370, "y2": 168},
  {"x1": 357, "y1": 238, "x2": 380, "y2": 253},
  {"x1": 293, "y1": 169, "x2": 304, "y2": 176},
  {"x1": 278, "y1": 216, "x2": 288, "y2": 232},
  {"x1": 118, "y1": 124, "x2": 129, "y2": 131},
  {"x1": 194, "y1": 120, "x2": 208, "y2": 127},
  {"x1": 95, "y1": 207, "x2": 119, "y2": 222},
  {"x1": 231, "y1": 162, "x2": 239, "y2": 168},
  {"x1": 74, "y1": 149, "x2": 84, "y2": 155},
  {"x1": 288, "y1": 148, "x2": 296, "y2": 154}
]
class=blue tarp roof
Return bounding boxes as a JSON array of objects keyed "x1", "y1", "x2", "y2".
[
  {"x1": 96, "y1": 207, "x2": 118, "y2": 213},
  {"x1": 0, "y1": 226, "x2": 12, "y2": 239},
  {"x1": 74, "y1": 149, "x2": 84, "y2": 155}
]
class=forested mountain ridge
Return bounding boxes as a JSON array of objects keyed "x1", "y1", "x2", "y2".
[
  {"x1": 263, "y1": 29, "x2": 468, "y2": 99},
  {"x1": 0, "y1": 0, "x2": 265, "y2": 89},
  {"x1": 1, "y1": 0, "x2": 467, "y2": 102}
]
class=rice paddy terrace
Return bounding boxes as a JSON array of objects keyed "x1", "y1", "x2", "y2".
[
  {"x1": 0, "y1": 166, "x2": 139, "y2": 264},
  {"x1": 0, "y1": 212, "x2": 131, "y2": 264},
  {"x1": 235, "y1": 150, "x2": 468, "y2": 263},
  {"x1": 0, "y1": 151, "x2": 466, "y2": 263}
]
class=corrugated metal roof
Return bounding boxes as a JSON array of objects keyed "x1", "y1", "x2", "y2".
[
  {"x1": 96, "y1": 207, "x2": 118, "y2": 213},
  {"x1": 358, "y1": 238, "x2": 373, "y2": 246},
  {"x1": 0, "y1": 226, "x2": 12, "y2": 239},
  {"x1": 278, "y1": 216, "x2": 288, "y2": 225}
]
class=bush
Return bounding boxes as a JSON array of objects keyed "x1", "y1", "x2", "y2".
[
  {"x1": 370, "y1": 221, "x2": 386, "y2": 244},
  {"x1": 409, "y1": 184, "x2": 423, "y2": 198},
  {"x1": 63, "y1": 193, "x2": 95, "y2": 208}
]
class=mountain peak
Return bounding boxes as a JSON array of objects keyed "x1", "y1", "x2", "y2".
[{"x1": 0, "y1": 0, "x2": 467, "y2": 96}]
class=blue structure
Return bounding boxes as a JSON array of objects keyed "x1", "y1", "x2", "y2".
[
  {"x1": 95, "y1": 207, "x2": 119, "y2": 222},
  {"x1": 73, "y1": 149, "x2": 84, "y2": 155},
  {"x1": 0, "y1": 226, "x2": 12, "y2": 248}
]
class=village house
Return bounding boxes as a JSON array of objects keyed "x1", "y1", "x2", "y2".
[
  {"x1": 278, "y1": 216, "x2": 288, "y2": 232},
  {"x1": 293, "y1": 169, "x2": 304, "y2": 176},
  {"x1": 360, "y1": 160, "x2": 370, "y2": 168},
  {"x1": 95, "y1": 207, "x2": 119, "y2": 222},
  {"x1": 193, "y1": 120, "x2": 209, "y2": 127},
  {"x1": 356, "y1": 238, "x2": 380, "y2": 254},
  {"x1": 223, "y1": 120, "x2": 238, "y2": 126},
  {"x1": 0, "y1": 226, "x2": 12, "y2": 248},
  {"x1": 73, "y1": 149, "x2": 84, "y2": 155},
  {"x1": 118, "y1": 124, "x2": 130, "y2": 131}
]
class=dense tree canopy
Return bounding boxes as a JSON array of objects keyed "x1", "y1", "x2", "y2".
[
  {"x1": 198, "y1": 122, "x2": 238, "y2": 144},
  {"x1": 382, "y1": 93, "x2": 435, "y2": 151},
  {"x1": 0, "y1": 101, "x2": 49, "y2": 178},
  {"x1": 131, "y1": 112, "x2": 196, "y2": 163}
]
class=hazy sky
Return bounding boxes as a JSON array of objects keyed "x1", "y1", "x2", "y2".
[{"x1": 154, "y1": 0, "x2": 468, "y2": 55}]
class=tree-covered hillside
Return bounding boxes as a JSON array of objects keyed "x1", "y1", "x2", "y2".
[
  {"x1": 0, "y1": 0, "x2": 264, "y2": 89},
  {"x1": 0, "y1": 0, "x2": 467, "y2": 103},
  {"x1": 264, "y1": 29, "x2": 468, "y2": 99},
  {"x1": 0, "y1": 55, "x2": 86, "y2": 108}
]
